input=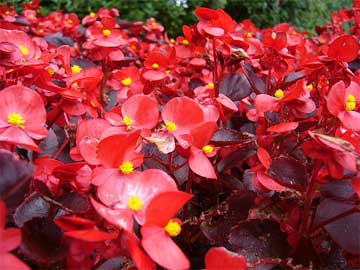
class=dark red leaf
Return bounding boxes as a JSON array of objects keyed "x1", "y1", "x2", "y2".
[
  {"x1": 210, "y1": 128, "x2": 255, "y2": 146},
  {"x1": 219, "y1": 73, "x2": 252, "y2": 100},
  {"x1": 267, "y1": 157, "x2": 307, "y2": 191}
]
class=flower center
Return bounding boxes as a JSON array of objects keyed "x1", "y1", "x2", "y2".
[
  {"x1": 71, "y1": 65, "x2": 82, "y2": 74},
  {"x1": 306, "y1": 84, "x2": 313, "y2": 91},
  {"x1": 247, "y1": 32, "x2": 252, "y2": 38},
  {"x1": 274, "y1": 89, "x2": 284, "y2": 99},
  {"x1": 208, "y1": 82, "x2": 214, "y2": 89},
  {"x1": 90, "y1": 12, "x2": 96, "y2": 18},
  {"x1": 164, "y1": 219, "x2": 181, "y2": 237},
  {"x1": 202, "y1": 145, "x2": 214, "y2": 154},
  {"x1": 47, "y1": 67, "x2": 55, "y2": 76},
  {"x1": 346, "y1": 94, "x2": 356, "y2": 111},
  {"x1": 271, "y1": 32, "x2": 277, "y2": 39},
  {"x1": 121, "y1": 77, "x2": 132, "y2": 86},
  {"x1": 127, "y1": 196, "x2": 144, "y2": 211},
  {"x1": 102, "y1": 29, "x2": 112, "y2": 36},
  {"x1": 165, "y1": 121, "x2": 177, "y2": 132},
  {"x1": 119, "y1": 161, "x2": 134, "y2": 174},
  {"x1": 182, "y1": 39, "x2": 189, "y2": 46},
  {"x1": 8, "y1": 112, "x2": 25, "y2": 129},
  {"x1": 18, "y1": 45, "x2": 29, "y2": 56},
  {"x1": 152, "y1": 63, "x2": 159, "y2": 69},
  {"x1": 122, "y1": 116, "x2": 133, "y2": 130}
]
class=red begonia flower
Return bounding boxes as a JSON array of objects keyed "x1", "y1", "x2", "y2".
[
  {"x1": 327, "y1": 34, "x2": 359, "y2": 62},
  {"x1": 141, "y1": 191, "x2": 193, "y2": 270},
  {"x1": 70, "y1": 119, "x2": 111, "y2": 165},
  {"x1": 195, "y1": 8, "x2": 235, "y2": 37},
  {"x1": 0, "y1": 85, "x2": 48, "y2": 152},
  {"x1": 327, "y1": 80, "x2": 360, "y2": 130},
  {"x1": 205, "y1": 247, "x2": 247, "y2": 270},
  {"x1": 92, "y1": 169, "x2": 177, "y2": 233},
  {"x1": 162, "y1": 96, "x2": 204, "y2": 148},
  {"x1": 92, "y1": 131, "x2": 143, "y2": 186},
  {"x1": 189, "y1": 122, "x2": 218, "y2": 179}
]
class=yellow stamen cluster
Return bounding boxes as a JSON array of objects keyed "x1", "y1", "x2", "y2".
[
  {"x1": 90, "y1": 12, "x2": 96, "y2": 18},
  {"x1": 182, "y1": 39, "x2": 189, "y2": 46},
  {"x1": 47, "y1": 67, "x2": 55, "y2": 76},
  {"x1": 7, "y1": 113, "x2": 25, "y2": 129},
  {"x1": 164, "y1": 219, "x2": 181, "y2": 237},
  {"x1": 202, "y1": 145, "x2": 214, "y2": 154},
  {"x1": 306, "y1": 84, "x2": 313, "y2": 91},
  {"x1": 274, "y1": 89, "x2": 284, "y2": 99},
  {"x1": 152, "y1": 63, "x2": 159, "y2": 69},
  {"x1": 119, "y1": 161, "x2": 134, "y2": 174},
  {"x1": 121, "y1": 77, "x2": 132, "y2": 86},
  {"x1": 346, "y1": 94, "x2": 356, "y2": 111},
  {"x1": 165, "y1": 121, "x2": 177, "y2": 132},
  {"x1": 102, "y1": 29, "x2": 112, "y2": 36},
  {"x1": 271, "y1": 32, "x2": 277, "y2": 39},
  {"x1": 122, "y1": 116, "x2": 133, "y2": 130},
  {"x1": 71, "y1": 65, "x2": 82, "y2": 74},
  {"x1": 18, "y1": 45, "x2": 29, "y2": 56},
  {"x1": 246, "y1": 32, "x2": 252, "y2": 38},
  {"x1": 127, "y1": 196, "x2": 144, "y2": 211},
  {"x1": 208, "y1": 82, "x2": 214, "y2": 89}
]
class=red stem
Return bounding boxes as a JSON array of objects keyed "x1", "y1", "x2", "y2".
[{"x1": 212, "y1": 38, "x2": 219, "y2": 97}]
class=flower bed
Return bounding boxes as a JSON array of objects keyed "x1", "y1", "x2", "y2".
[{"x1": 0, "y1": 1, "x2": 360, "y2": 269}]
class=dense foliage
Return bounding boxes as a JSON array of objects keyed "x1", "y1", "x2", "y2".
[
  {"x1": 0, "y1": 0, "x2": 360, "y2": 270},
  {"x1": 6, "y1": 0, "x2": 353, "y2": 36}
]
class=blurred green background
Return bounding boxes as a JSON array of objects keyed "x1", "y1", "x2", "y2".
[{"x1": 7, "y1": 0, "x2": 353, "y2": 37}]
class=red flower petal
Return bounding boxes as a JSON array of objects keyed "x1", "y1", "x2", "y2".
[
  {"x1": 144, "y1": 191, "x2": 193, "y2": 227},
  {"x1": 267, "y1": 122, "x2": 298, "y2": 133},
  {"x1": 0, "y1": 126, "x2": 41, "y2": 152},
  {"x1": 141, "y1": 225, "x2": 190, "y2": 270},
  {"x1": 0, "y1": 253, "x2": 30, "y2": 270},
  {"x1": 257, "y1": 147, "x2": 272, "y2": 169},
  {"x1": 189, "y1": 147, "x2": 217, "y2": 179},
  {"x1": 121, "y1": 95, "x2": 159, "y2": 129},
  {"x1": 205, "y1": 247, "x2": 247, "y2": 270},
  {"x1": 328, "y1": 34, "x2": 359, "y2": 62},
  {"x1": 0, "y1": 228, "x2": 21, "y2": 253},
  {"x1": 64, "y1": 229, "x2": 118, "y2": 242},
  {"x1": 190, "y1": 122, "x2": 217, "y2": 149}
]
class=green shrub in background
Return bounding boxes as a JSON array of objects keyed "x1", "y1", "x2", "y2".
[{"x1": 5, "y1": 0, "x2": 353, "y2": 37}]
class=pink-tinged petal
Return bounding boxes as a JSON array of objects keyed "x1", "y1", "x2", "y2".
[
  {"x1": 79, "y1": 137, "x2": 100, "y2": 165},
  {"x1": 123, "y1": 232, "x2": 156, "y2": 270},
  {"x1": 338, "y1": 111, "x2": 360, "y2": 131},
  {"x1": 254, "y1": 94, "x2": 278, "y2": 117},
  {"x1": 257, "y1": 170, "x2": 287, "y2": 192},
  {"x1": 132, "y1": 170, "x2": 178, "y2": 225},
  {"x1": 64, "y1": 229, "x2": 118, "y2": 242},
  {"x1": 327, "y1": 81, "x2": 346, "y2": 116},
  {"x1": 205, "y1": 247, "x2": 247, "y2": 270},
  {"x1": 76, "y1": 119, "x2": 111, "y2": 145},
  {"x1": 352, "y1": 178, "x2": 360, "y2": 197},
  {"x1": 0, "y1": 253, "x2": 30, "y2": 270},
  {"x1": 345, "y1": 81, "x2": 360, "y2": 102},
  {"x1": 142, "y1": 70, "x2": 167, "y2": 82},
  {"x1": 267, "y1": 122, "x2": 298, "y2": 133},
  {"x1": 145, "y1": 191, "x2": 193, "y2": 227},
  {"x1": 25, "y1": 126, "x2": 48, "y2": 140},
  {"x1": 121, "y1": 95, "x2": 159, "y2": 129},
  {"x1": 91, "y1": 167, "x2": 118, "y2": 187},
  {"x1": 0, "y1": 228, "x2": 21, "y2": 252},
  {"x1": 91, "y1": 198, "x2": 134, "y2": 233},
  {"x1": 257, "y1": 147, "x2": 271, "y2": 169},
  {"x1": 328, "y1": 159, "x2": 344, "y2": 179},
  {"x1": 0, "y1": 85, "x2": 46, "y2": 129},
  {"x1": 162, "y1": 97, "x2": 204, "y2": 132},
  {"x1": 190, "y1": 122, "x2": 217, "y2": 149},
  {"x1": 0, "y1": 201, "x2": 5, "y2": 229},
  {"x1": 141, "y1": 225, "x2": 190, "y2": 270},
  {"x1": 0, "y1": 126, "x2": 41, "y2": 152},
  {"x1": 174, "y1": 133, "x2": 193, "y2": 149},
  {"x1": 189, "y1": 147, "x2": 217, "y2": 179}
]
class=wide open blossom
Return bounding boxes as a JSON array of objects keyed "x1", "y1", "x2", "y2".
[
  {"x1": 91, "y1": 169, "x2": 177, "y2": 233},
  {"x1": 0, "y1": 85, "x2": 48, "y2": 152},
  {"x1": 189, "y1": 121, "x2": 218, "y2": 179},
  {"x1": 161, "y1": 96, "x2": 204, "y2": 148},
  {"x1": 327, "y1": 80, "x2": 360, "y2": 130},
  {"x1": 141, "y1": 191, "x2": 193, "y2": 270},
  {"x1": 91, "y1": 131, "x2": 144, "y2": 186}
]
